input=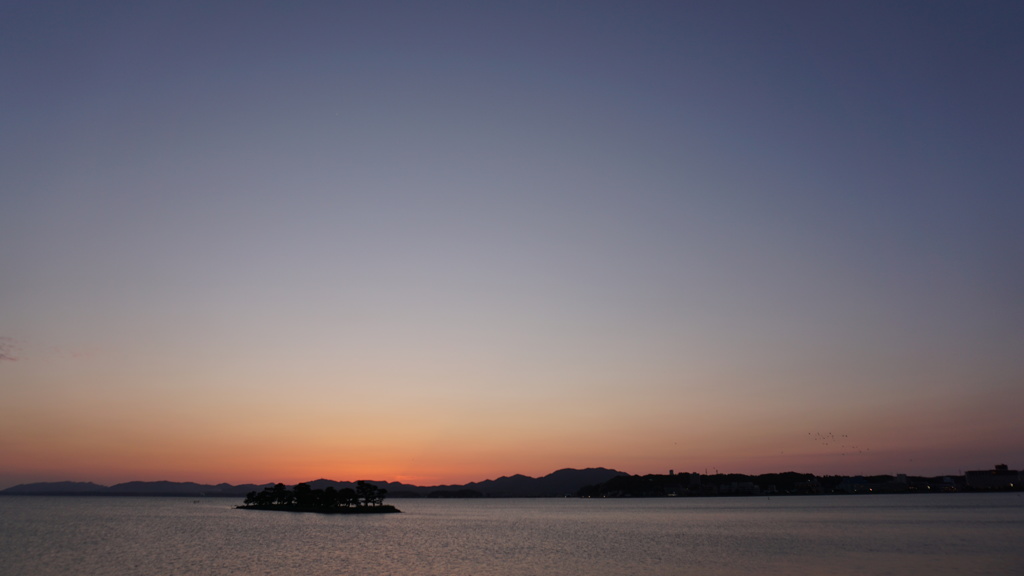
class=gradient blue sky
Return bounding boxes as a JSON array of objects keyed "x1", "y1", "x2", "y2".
[{"x1": 2, "y1": 1, "x2": 1022, "y2": 489}]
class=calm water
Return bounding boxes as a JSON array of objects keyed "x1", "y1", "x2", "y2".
[{"x1": 1, "y1": 494, "x2": 1022, "y2": 575}]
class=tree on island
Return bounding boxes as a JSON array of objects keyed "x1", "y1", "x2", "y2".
[
  {"x1": 357, "y1": 480, "x2": 387, "y2": 507},
  {"x1": 272, "y1": 483, "x2": 292, "y2": 505},
  {"x1": 240, "y1": 481, "x2": 397, "y2": 514}
]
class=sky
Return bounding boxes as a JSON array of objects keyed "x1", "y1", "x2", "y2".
[{"x1": 1, "y1": 0, "x2": 1022, "y2": 490}]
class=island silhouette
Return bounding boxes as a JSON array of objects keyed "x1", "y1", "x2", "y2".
[{"x1": 238, "y1": 480, "x2": 399, "y2": 514}]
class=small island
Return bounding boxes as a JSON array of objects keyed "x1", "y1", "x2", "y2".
[{"x1": 237, "y1": 480, "x2": 400, "y2": 514}]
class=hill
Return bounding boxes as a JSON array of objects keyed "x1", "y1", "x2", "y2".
[{"x1": 0, "y1": 468, "x2": 627, "y2": 498}]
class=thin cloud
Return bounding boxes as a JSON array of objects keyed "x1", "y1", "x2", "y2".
[{"x1": 0, "y1": 337, "x2": 18, "y2": 362}]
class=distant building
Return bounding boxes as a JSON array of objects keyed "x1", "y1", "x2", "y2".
[
  {"x1": 714, "y1": 481, "x2": 760, "y2": 496},
  {"x1": 964, "y1": 464, "x2": 1018, "y2": 490},
  {"x1": 834, "y1": 475, "x2": 908, "y2": 494},
  {"x1": 794, "y1": 478, "x2": 824, "y2": 494},
  {"x1": 835, "y1": 476, "x2": 868, "y2": 494}
]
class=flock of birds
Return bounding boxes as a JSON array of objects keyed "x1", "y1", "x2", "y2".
[{"x1": 808, "y1": 432, "x2": 870, "y2": 456}]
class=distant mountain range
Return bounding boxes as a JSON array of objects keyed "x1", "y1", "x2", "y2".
[{"x1": 0, "y1": 468, "x2": 626, "y2": 498}]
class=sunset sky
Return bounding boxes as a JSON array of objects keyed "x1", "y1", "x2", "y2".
[{"x1": 2, "y1": 1, "x2": 1022, "y2": 490}]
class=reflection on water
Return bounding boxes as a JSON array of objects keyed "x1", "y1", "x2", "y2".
[{"x1": 1, "y1": 494, "x2": 1022, "y2": 575}]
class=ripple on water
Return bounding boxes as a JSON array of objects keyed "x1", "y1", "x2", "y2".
[{"x1": 1, "y1": 494, "x2": 1022, "y2": 576}]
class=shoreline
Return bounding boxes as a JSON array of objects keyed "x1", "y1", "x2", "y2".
[{"x1": 236, "y1": 504, "x2": 401, "y2": 514}]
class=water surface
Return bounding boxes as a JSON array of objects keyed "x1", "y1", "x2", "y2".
[{"x1": 2, "y1": 493, "x2": 1022, "y2": 575}]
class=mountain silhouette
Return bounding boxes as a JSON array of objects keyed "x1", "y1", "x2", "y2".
[{"x1": 0, "y1": 468, "x2": 626, "y2": 497}]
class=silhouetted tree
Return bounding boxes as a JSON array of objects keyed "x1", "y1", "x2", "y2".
[
  {"x1": 338, "y1": 487, "x2": 358, "y2": 508},
  {"x1": 356, "y1": 481, "x2": 386, "y2": 506},
  {"x1": 321, "y1": 486, "x2": 339, "y2": 509},
  {"x1": 271, "y1": 483, "x2": 292, "y2": 506},
  {"x1": 244, "y1": 485, "x2": 277, "y2": 505},
  {"x1": 293, "y1": 483, "x2": 314, "y2": 508},
  {"x1": 238, "y1": 481, "x2": 396, "y2": 513}
]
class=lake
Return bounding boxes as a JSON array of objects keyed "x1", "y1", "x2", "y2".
[{"x1": 2, "y1": 493, "x2": 1022, "y2": 575}]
